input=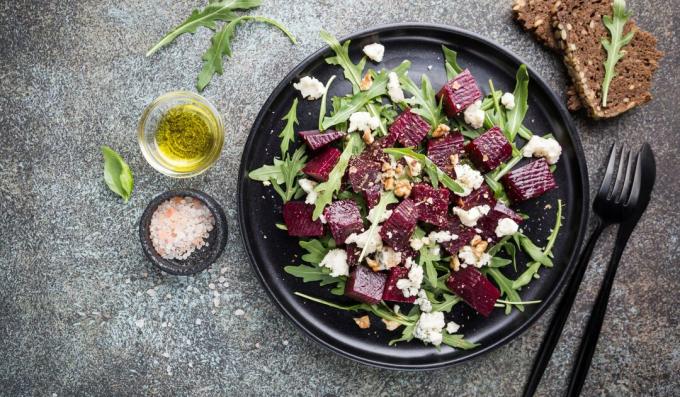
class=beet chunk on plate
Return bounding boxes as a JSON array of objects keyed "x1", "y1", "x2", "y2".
[
  {"x1": 324, "y1": 200, "x2": 364, "y2": 243},
  {"x1": 411, "y1": 183, "x2": 450, "y2": 228},
  {"x1": 347, "y1": 152, "x2": 382, "y2": 194},
  {"x1": 446, "y1": 267, "x2": 500, "y2": 317},
  {"x1": 282, "y1": 201, "x2": 324, "y2": 237},
  {"x1": 298, "y1": 129, "x2": 344, "y2": 150},
  {"x1": 440, "y1": 216, "x2": 477, "y2": 256},
  {"x1": 380, "y1": 199, "x2": 419, "y2": 252},
  {"x1": 427, "y1": 132, "x2": 464, "y2": 175},
  {"x1": 382, "y1": 267, "x2": 416, "y2": 303},
  {"x1": 501, "y1": 158, "x2": 558, "y2": 202},
  {"x1": 302, "y1": 146, "x2": 341, "y2": 181},
  {"x1": 389, "y1": 108, "x2": 431, "y2": 147},
  {"x1": 436, "y1": 69, "x2": 483, "y2": 116},
  {"x1": 464, "y1": 127, "x2": 512, "y2": 172},
  {"x1": 345, "y1": 244, "x2": 361, "y2": 267},
  {"x1": 477, "y1": 202, "x2": 523, "y2": 243},
  {"x1": 345, "y1": 265, "x2": 387, "y2": 305},
  {"x1": 453, "y1": 183, "x2": 496, "y2": 210}
]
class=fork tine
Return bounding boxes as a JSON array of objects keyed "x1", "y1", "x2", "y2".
[
  {"x1": 617, "y1": 149, "x2": 637, "y2": 204},
  {"x1": 625, "y1": 144, "x2": 650, "y2": 206},
  {"x1": 597, "y1": 143, "x2": 620, "y2": 199},
  {"x1": 608, "y1": 145, "x2": 629, "y2": 200}
]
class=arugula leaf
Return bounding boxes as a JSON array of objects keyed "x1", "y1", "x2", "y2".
[
  {"x1": 319, "y1": 30, "x2": 366, "y2": 94},
  {"x1": 400, "y1": 73, "x2": 444, "y2": 128},
  {"x1": 412, "y1": 228, "x2": 440, "y2": 288},
  {"x1": 544, "y1": 199, "x2": 563, "y2": 256},
  {"x1": 318, "y1": 75, "x2": 337, "y2": 131},
  {"x1": 505, "y1": 65, "x2": 529, "y2": 141},
  {"x1": 248, "y1": 160, "x2": 284, "y2": 184},
  {"x1": 512, "y1": 261, "x2": 541, "y2": 290},
  {"x1": 278, "y1": 98, "x2": 299, "y2": 154},
  {"x1": 101, "y1": 146, "x2": 134, "y2": 203},
  {"x1": 249, "y1": 146, "x2": 307, "y2": 202},
  {"x1": 601, "y1": 0, "x2": 634, "y2": 107},
  {"x1": 146, "y1": 0, "x2": 262, "y2": 56},
  {"x1": 293, "y1": 292, "x2": 365, "y2": 311},
  {"x1": 389, "y1": 323, "x2": 416, "y2": 346},
  {"x1": 197, "y1": 15, "x2": 296, "y2": 91},
  {"x1": 299, "y1": 239, "x2": 331, "y2": 264},
  {"x1": 384, "y1": 148, "x2": 464, "y2": 194},
  {"x1": 358, "y1": 192, "x2": 398, "y2": 262},
  {"x1": 430, "y1": 293, "x2": 461, "y2": 313},
  {"x1": 442, "y1": 45, "x2": 463, "y2": 79},
  {"x1": 513, "y1": 233, "x2": 553, "y2": 267},
  {"x1": 484, "y1": 267, "x2": 524, "y2": 314},
  {"x1": 313, "y1": 133, "x2": 365, "y2": 219},
  {"x1": 442, "y1": 333, "x2": 479, "y2": 350}
]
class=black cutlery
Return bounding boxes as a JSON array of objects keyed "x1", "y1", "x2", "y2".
[
  {"x1": 566, "y1": 143, "x2": 656, "y2": 396},
  {"x1": 522, "y1": 143, "x2": 655, "y2": 397}
]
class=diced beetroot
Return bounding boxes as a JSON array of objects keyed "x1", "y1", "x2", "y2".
[
  {"x1": 345, "y1": 244, "x2": 360, "y2": 267},
  {"x1": 379, "y1": 199, "x2": 418, "y2": 252},
  {"x1": 440, "y1": 216, "x2": 476, "y2": 255},
  {"x1": 345, "y1": 266, "x2": 387, "y2": 305},
  {"x1": 371, "y1": 129, "x2": 400, "y2": 149},
  {"x1": 382, "y1": 267, "x2": 416, "y2": 303},
  {"x1": 477, "y1": 202, "x2": 523, "y2": 242},
  {"x1": 389, "y1": 108, "x2": 431, "y2": 147},
  {"x1": 436, "y1": 69, "x2": 483, "y2": 116},
  {"x1": 282, "y1": 201, "x2": 323, "y2": 237},
  {"x1": 411, "y1": 183, "x2": 450, "y2": 228},
  {"x1": 501, "y1": 158, "x2": 558, "y2": 202},
  {"x1": 453, "y1": 184, "x2": 496, "y2": 210},
  {"x1": 347, "y1": 153, "x2": 382, "y2": 194},
  {"x1": 323, "y1": 200, "x2": 364, "y2": 243},
  {"x1": 446, "y1": 267, "x2": 500, "y2": 317},
  {"x1": 427, "y1": 133, "x2": 464, "y2": 172},
  {"x1": 302, "y1": 146, "x2": 341, "y2": 181},
  {"x1": 363, "y1": 187, "x2": 381, "y2": 208},
  {"x1": 464, "y1": 127, "x2": 512, "y2": 172},
  {"x1": 298, "y1": 129, "x2": 344, "y2": 150}
]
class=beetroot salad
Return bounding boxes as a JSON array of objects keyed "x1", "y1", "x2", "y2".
[{"x1": 249, "y1": 31, "x2": 564, "y2": 350}]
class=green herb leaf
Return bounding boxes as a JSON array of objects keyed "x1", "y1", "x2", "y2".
[
  {"x1": 389, "y1": 323, "x2": 416, "y2": 346},
  {"x1": 319, "y1": 30, "x2": 366, "y2": 94},
  {"x1": 384, "y1": 148, "x2": 464, "y2": 194},
  {"x1": 505, "y1": 64, "x2": 529, "y2": 141},
  {"x1": 601, "y1": 0, "x2": 634, "y2": 107},
  {"x1": 358, "y1": 191, "x2": 398, "y2": 262},
  {"x1": 249, "y1": 146, "x2": 307, "y2": 202},
  {"x1": 484, "y1": 267, "x2": 524, "y2": 313},
  {"x1": 318, "y1": 75, "x2": 337, "y2": 131},
  {"x1": 442, "y1": 333, "x2": 479, "y2": 350},
  {"x1": 146, "y1": 0, "x2": 262, "y2": 56},
  {"x1": 284, "y1": 264, "x2": 345, "y2": 288},
  {"x1": 197, "y1": 15, "x2": 296, "y2": 91},
  {"x1": 247, "y1": 159, "x2": 285, "y2": 184},
  {"x1": 400, "y1": 73, "x2": 444, "y2": 128},
  {"x1": 430, "y1": 293, "x2": 461, "y2": 313},
  {"x1": 313, "y1": 133, "x2": 365, "y2": 219},
  {"x1": 299, "y1": 238, "x2": 332, "y2": 264},
  {"x1": 293, "y1": 292, "x2": 364, "y2": 311},
  {"x1": 442, "y1": 45, "x2": 463, "y2": 80},
  {"x1": 514, "y1": 233, "x2": 553, "y2": 267},
  {"x1": 278, "y1": 98, "x2": 299, "y2": 154},
  {"x1": 101, "y1": 146, "x2": 133, "y2": 203},
  {"x1": 512, "y1": 261, "x2": 541, "y2": 290}
]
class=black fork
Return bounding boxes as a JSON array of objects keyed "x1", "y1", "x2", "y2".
[{"x1": 522, "y1": 143, "x2": 655, "y2": 397}]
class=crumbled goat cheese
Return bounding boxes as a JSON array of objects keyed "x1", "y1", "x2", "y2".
[
  {"x1": 409, "y1": 236, "x2": 430, "y2": 251},
  {"x1": 367, "y1": 207, "x2": 392, "y2": 224},
  {"x1": 522, "y1": 135, "x2": 563, "y2": 164},
  {"x1": 348, "y1": 111, "x2": 381, "y2": 133},
  {"x1": 501, "y1": 92, "x2": 516, "y2": 110},
  {"x1": 446, "y1": 321, "x2": 460, "y2": 334},
  {"x1": 404, "y1": 156, "x2": 422, "y2": 176},
  {"x1": 495, "y1": 218, "x2": 519, "y2": 238},
  {"x1": 396, "y1": 263, "x2": 424, "y2": 297},
  {"x1": 362, "y1": 43, "x2": 385, "y2": 62},
  {"x1": 414, "y1": 289, "x2": 432, "y2": 313},
  {"x1": 319, "y1": 249, "x2": 349, "y2": 277},
  {"x1": 429, "y1": 244, "x2": 441, "y2": 257},
  {"x1": 453, "y1": 205, "x2": 491, "y2": 227},
  {"x1": 293, "y1": 76, "x2": 326, "y2": 100},
  {"x1": 345, "y1": 227, "x2": 383, "y2": 255},
  {"x1": 454, "y1": 163, "x2": 484, "y2": 196},
  {"x1": 428, "y1": 230, "x2": 458, "y2": 243},
  {"x1": 463, "y1": 99, "x2": 485, "y2": 129},
  {"x1": 387, "y1": 72, "x2": 405, "y2": 102},
  {"x1": 458, "y1": 245, "x2": 492, "y2": 268},
  {"x1": 298, "y1": 178, "x2": 318, "y2": 205},
  {"x1": 413, "y1": 311, "x2": 445, "y2": 346},
  {"x1": 376, "y1": 247, "x2": 402, "y2": 270}
]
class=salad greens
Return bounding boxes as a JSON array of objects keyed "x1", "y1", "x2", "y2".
[
  {"x1": 101, "y1": 146, "x2": 134, "y2": 203},
  {"x1": 278, "y1": 98, "x2": 299, "y2": 154},
  {"x1": 399, "y1": 73, "x2": 444, "y2": 129},
  {"x1": 601, "y1": 0, "x2": 634, "y2": 107}
]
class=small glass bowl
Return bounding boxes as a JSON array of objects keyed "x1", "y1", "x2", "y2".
[{"x1": 138, "y1": 91, "x2": 224, "y2": 178}]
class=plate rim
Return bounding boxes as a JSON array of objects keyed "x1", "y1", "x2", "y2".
[{"x1": 237, "y1": 22, "x2": 590, "y2": 370}]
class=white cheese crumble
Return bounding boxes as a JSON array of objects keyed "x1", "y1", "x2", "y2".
[
  {"x1": 348, "y1": 111, "x2": 380, "y2": 133},
  {"x1": 428, "y1": 230, "x2": 458, "y2": 243},
  {"x1": 293, "y1": 76, "x2": 326, "y2": 100},
  {"x1": 454, "y1": 163, "x2": 484, "y2": 196},
  {"x1": 413, "y1": 311, "x2": 445, "y2": 346},
  {"x1": 367, "y1": 207, "x2": 392, "y2": 224},
  {"x1": 319, "y1": 248, "x2": 349, "y2": 277},
  {"x1": 522, "y1": 135, "x2": 563, "y2": 164},
  {"x1": 362, "y1": 43, "x2": 385, "y2": 62},
  {"x1": 501, "y1": 92, "x2": 516, "y2": 110},
  {"x1": 446, "y1": 321, "x2": 461, "y2": 334},
  {"x1": 396, "y1": 263, "x2": 423, "y2": 297},
  {"x1": 297, "y1": 178, "x2": 318, "y2": 205},
  {"x1": 387, "y1": 71, "x2": 405, "y2": 102},
  {"x1": 409, "y1": 236, "x2": 430, "y2": 251},
  {"x1": 376, "y1": 246, "x2": 402, "y2": 270},
  {"x1": 453, "y1": 205, "x2": 491, "y2": 227},
  {"x1": 495, "y1": 218, "x2": 519, "y2": 238},
  {"x1": 345, "y1": 227, "x2": 382, "y2": 255},
  {"x1": 404, "y1": 156, "x2": 423, "y2": 177},
  {"x1": 463, "y1": 99, "x2": 485, "y2": 129},
  {"x1": 414, "y1": 289, "x2": 432, "y2": 313},
  {"x1": 458, "y1": 245, "x2": 491, "y2": 268}
]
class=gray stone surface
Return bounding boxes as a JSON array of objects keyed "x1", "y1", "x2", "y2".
[{"x1": 1, "y1": 0, "x2": 679, "y2": 395}]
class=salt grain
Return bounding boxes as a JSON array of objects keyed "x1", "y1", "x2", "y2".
[
  {"x1": 234, "y1": 309, "x2": 245, "y2": 316},
  {"x1": 149, "y1": 196, "x2": 215, "y2": 260}
]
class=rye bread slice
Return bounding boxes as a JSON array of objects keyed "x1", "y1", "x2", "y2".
[
  {"x1": 512, "y1": 0, "x2": 559, "y2": 51},
  {"x1": 552, "y1": 0, "x2": 663, "y2": 118}
]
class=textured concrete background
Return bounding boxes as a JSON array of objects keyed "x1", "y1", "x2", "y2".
[{"x1": 1, "y1": 0, "x2": 678, "y2": 396}]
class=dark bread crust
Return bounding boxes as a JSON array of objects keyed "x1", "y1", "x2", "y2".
[{"x1": 552, "y1": 0, "x2": 663, "y2": 118}]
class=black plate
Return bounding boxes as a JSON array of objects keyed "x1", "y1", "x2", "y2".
[{"x1": 237, "y1": 24, "x2": 589, "y2": 370}]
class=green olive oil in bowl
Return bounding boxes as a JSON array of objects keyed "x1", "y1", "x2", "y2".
[{"x1": 138, "y1": 92, "x2": 224, "y2": 178}]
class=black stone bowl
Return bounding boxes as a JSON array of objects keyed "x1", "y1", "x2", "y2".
[{"x1": 139, "y1": 189, "x2": 227, "y2": 275}]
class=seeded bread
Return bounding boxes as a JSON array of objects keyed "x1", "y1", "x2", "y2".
[
  {"x1": 512, "y1": 0, "x2": 559, "y2": 51},
  {"x1": 552, "y1": 0, "x2": 663, "y2": 118}
]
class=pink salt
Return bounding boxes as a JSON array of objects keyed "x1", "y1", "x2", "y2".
[{"x1": 149, "y1": 196, "x2": 215, "y2": 260}]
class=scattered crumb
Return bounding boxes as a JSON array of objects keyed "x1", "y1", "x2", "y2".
[
  {"x1": 234, "y1": 309, "x2": 245, "y2": 316},
  {"x1": 282, "y1": 340, "x2": 289, "y2": 346},
  {"x1": 162, "y1": 352, "x2": 170, "y2": 358},
  {"x1": 255, "y1": 342, "x2": 261, "y2": 349},
  {"x1": 135, "y1": 319, "x2": 145, "y2": 328},
  {"x1": 208, "y1": 283, "x2": 216, "y2": 290},
  {"x1": 195, "y1": 319, "x2": 202, "y2": 325},
  {"x1": 146, "y1": 288, "x2": 156, "y2": 297},
  {"x1": 427, "y1": 65, "x2": 433, "y2": 70},
  {"x1": 544, "y1": 203, "x2": 552, "y2": 209},
  {"x1": 353, "y1": 315, "x2": 371, "y2": 329}
]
